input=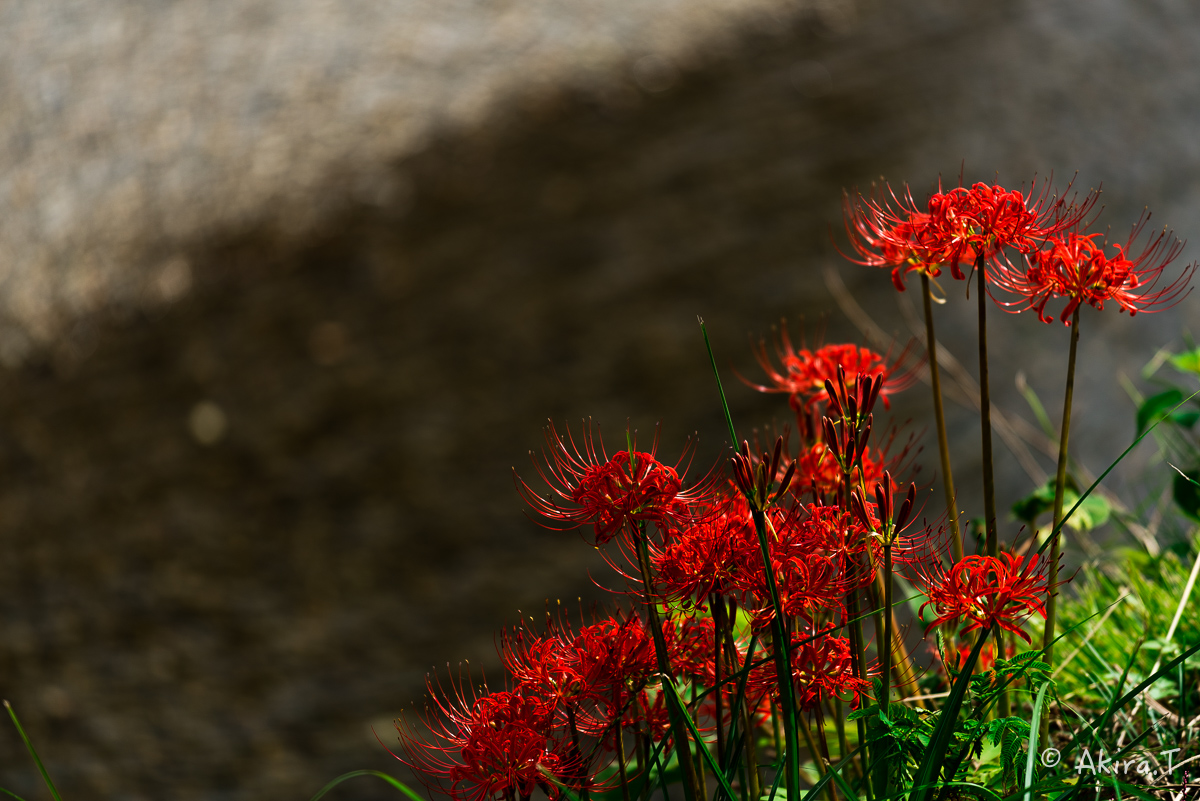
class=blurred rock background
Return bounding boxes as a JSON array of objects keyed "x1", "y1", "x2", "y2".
[{"x1": 0, "y1": 0, "x2": 1197, "y2": 797}]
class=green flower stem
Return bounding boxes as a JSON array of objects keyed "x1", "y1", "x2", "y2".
[
  {"x1": 976, "y1": 255, "x2": 999, "y2": 560},
  {"x1": 1041, "y1": 304, "x2": 1080, "y2": 745},
  {"x1": 874, "y1": 543, "x2": 893, "y2": 801},
  {"x1": 751, "y1": 508, "x2": 800, "y2": 801},
  {"x1": 723, "y1": 613, "x2": 762, "y2": 801},
  {"x1": 840, "y1": 465, "x2": 872, "y2": 794},
  {"x1": 566, "y1": 706, "x2": 589, "y2": 801},
  {"x1": 922, "y1": 272, "x2": 963, "y2": 559},
  {"x1": 799, "y1": 711, "x2": 837, "y2": 801},
  {"x1": 867, "y1": 570, "x2": 922, "y2": 707},
  {"x1": 911, "y1": 622, "x2": 995, "y2": 801},
  {"x1": 740, "y1": 672, "x2": 762, "y2": 801},
  {"x1": 994, "y1": 626, "x2": 1010, "y2": 719},
  {"x1": 831, "y1": 696, "x2": 851, "y2": 781},
  {"x1": 844, "y1": 579, "x2": 870, "y2": 797},
  {"x1": 615, "y1": 729, "x2": 631, "y2": 801},
  {"x1": 634, "y1": 530, "x2": 702, "y2": 801},
  {"x1": 712, "y1": 593, "x2": 726, "y2": 766}
]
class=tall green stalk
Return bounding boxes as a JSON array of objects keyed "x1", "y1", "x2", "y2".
[
  {"x1": 701, "y1": 321, "x2": 796, "y2": 801},
  {"x1": 975, "y1": 256, "x2": 1010, "y2": 720},
  {"x1": 841, "y1": 467, "x2": 871, "y2": 794},
  {"x1": 635, "y1": 531, "x2": 702, "y2": 801},
  {"x1": 873, "y1": 543, "x2": 893, "y2": 801},
  {"x1": 1040, "y1": 305, "x2": 1080, "y2": 745},
  {"x1": 921, "y1": 272, "x2": 963, "y2": 559},
  {"x1": 751, "y1": 508, "x2": 800, "y2": 801},
  {"x1": 975, "y1": 255, "x2": 998, "y2": 559}
]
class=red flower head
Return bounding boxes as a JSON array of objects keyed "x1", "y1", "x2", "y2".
[
  {"x1": 663, "y1": 613, "x2": 717, "y2": 684},
  {"x1": 652, "y1": 492, "x2": 750, "y2": 604},
  {"x1": 397, "y1": 683, "x2": 578, "y2": 801},
  {"x1": 747, "y1": 629, "x2": 869, "y2": 711},
  {"x1": 843, "y1": 184, "x2": 948, "y2": 290},
  {"x1": 844, "y1": 177, "x2": 1099, "y2": 287},
  {"x1": 914, "y1": 552, "x2": 1052, "y2": 643},
  {"x1": 729, "y1": 502, "x2": 869, "y2": 630},
  {"x1": 517, "y1": 422, "x2": 718, "y2": 546},
  {"x1": 793, "y1": 440, "x2": 889, "y2": 498},
  {"x1": 749, "y1": 324, "x2": 916, "y2": 413},
  {"x1": 990, "y1": 213, "x2": 1194, "y2": 324},
  {"x1": 502, "y1": 610, "x2": 659, "y2": 738}
]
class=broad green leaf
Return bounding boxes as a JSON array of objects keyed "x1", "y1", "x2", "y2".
[
  {"x1": 1172, "y1": 409, "x2": 1200, "y2": 429},
  {"x1": 1137, "y1": 389, "x2": 1185, "y2": 434},
  {"x1": 1169, "y1": 347, "x2": 1200, "y2": 376},
  {"x1": 1067, "y1": 491, "x2": 1112, "y2": 531},
  {"x1": 1173, "y1": 466, "x2": 1200, "y2": 520},
  {"x1": 1011, "y1": 481, "x2": 1057, "y2": 525},
  {"x1": 1010, "y1": 478, "x2": 1110, "y2": 531}
]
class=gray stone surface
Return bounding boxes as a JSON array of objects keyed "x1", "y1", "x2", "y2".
[
  {"x1": 0, "y1": 0, "x2": 1197, "y2": 799},
  {"x1": 0, "y1": 0, "x2": 823, "y2": 362}
]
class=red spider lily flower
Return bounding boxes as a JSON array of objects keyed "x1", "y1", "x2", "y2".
[
  {"x1": 730, "y1": 502, "x2": 866, "y2": 628},
  {"x1": 989, "y1": 214, "x2": 1194, "y2": 324},
  {"x1": 516, "y1": 422, "x2": 719, "y2": 546},
  {"x1": 748, "y1": 326, "x2": 916, "y2": 413},
  {"x1": 501, "y1": 628, "x2": 592, "y2": 709},
  {"x1": 747, "y1": 629, "x2": 870, "y2": 711},
  {"x1": 843, "y1": 184, "x2": 949, "y2": 290},
  {"x1": 798, "y1": 503, "x2": 876, "y2": 569},
  {"x1": 914, "y1": 552, "x2": 1052, "y2": 644},
  {"x1": 844, "y1": 177, "x2": 1099, "y2": 287},
  {"x1": 652, "y1": 492, "x2": 749, "y2": 604},
  {"x1": 502, "y1": 612, "x2": 657, "y2": 737},
  {"x1": 663, "y1": 613, "x2": 717, "y2": 683},
  {"x1": 572, "y1": 616, "x2": 658, "y2": 701},
  {"x1": 397, "y1": 685, "x2": 579, "y2": 801}
]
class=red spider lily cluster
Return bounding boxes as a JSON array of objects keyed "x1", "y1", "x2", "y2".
[
  {"x1": 396, "y1": 336, "x2": 1057, "y2": 801},
  {"x1": 391, "y1": 174, "x2": 1188, "y2": 801},
  {"x1": 844, "y1": 176, "x2": 1193, "y2": 323}
]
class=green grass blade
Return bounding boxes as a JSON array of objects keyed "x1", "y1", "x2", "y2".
[
  {"x1": 700, "y1": 319, "x2": 739, "y2": 446},
  {"x1": 1017, "y1": 374, "x2": 1056, "y2": 439},
  {"x1": 799, "y1": 745, "x2": 863, "y2": 801},
  {"x1": 661, "y1": 678, "x2": 739, "y2": 801},
  {"x1": 910, "y1": 624, "x2": 994, "y2": 801},
  {"x1": 1038, "y1": 388, "x2": 1200, "y2": 555},
  {"x1": 1090, "y1": 639, "x2": 1200, "y2": 742},
  {"x1": 309, "y1": 769, "x2": 428, "y2": 801},
  {"x1": 1023, "y1": 682, "x2": 1051, "y2": 801},
  {"x1": 828, "y1": 762, "x2": 861, "y2": 801},
  {"x1": 0, "y1": 788, "x2": 29, "y2": 801},
  {"x1": 309, "y1": 767, "x2": 427, "y2": 801},
  {"x1": 940, "y1": 783, "x2": 1004, "y2": 801},
  {"x1": 719, "y1": 635, "x2": 759, "y2": 783},
  {"x1": 4, "y1": 701, "x2": 63, "y2": 801}
]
